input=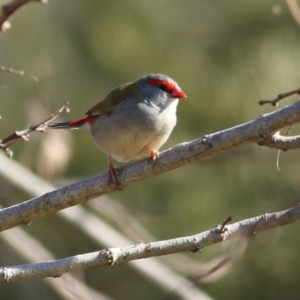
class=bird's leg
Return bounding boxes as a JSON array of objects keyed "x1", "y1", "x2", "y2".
[
  {"x1": 107, "y1": 154, "x2": 120, "y2": 188},
  {"x1": 148, "y1": 149, "x2": 159, "y2": 169}
]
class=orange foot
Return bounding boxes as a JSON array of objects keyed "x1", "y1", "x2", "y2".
[{"x1": 148, "y1": 149, "x2": 159, "y2": 169}]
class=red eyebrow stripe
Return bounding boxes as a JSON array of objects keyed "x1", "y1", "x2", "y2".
[{"x1": 147, "y1": 78, "x2": 176, "y2": 92}]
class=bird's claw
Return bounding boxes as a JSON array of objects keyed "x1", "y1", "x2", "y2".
[
  {"x1": 108, "y1": 154, "x2": 123, "y2": 190},
  {"x1": 149, "y1": 149, "x2": 159, "y2": 169},
  {"x1": 108, "y1": 166, "x2": 123, "y2": 190}
]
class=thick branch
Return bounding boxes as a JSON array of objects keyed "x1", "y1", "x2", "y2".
[
  {"x1": 0, "y1": 0, "x2": 47, "y2": 32},
  {"x1": 0, "y1": 100, "x2": 300, "y2": 232},
  {"x1": 259, "y1": 132, "x2": 300, "y2": 150},
  {"x1": 1, "y1": 204, "x2": 299, "y2": 283},
  {"x1": 0, "y1": 224, "x2": 111, "y2": 299}
]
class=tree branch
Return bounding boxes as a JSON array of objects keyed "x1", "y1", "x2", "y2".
[
  {"x1": 0, "y1": 151, "x2": 209, "y2": 299},
  {"x1": 0, "y1": 222, "x2": 111, "y2": 299},
  {"x1": 0, "y1": 104, "x2": 69, "y2": 157},
  {"x1": 258, "y1": 87, "x2": 300, "y2": 106},
  {"x1": 0, "y1": 0, "x2": 47, "y2": 32},
  {"x1": 1, "y1": 100, "x2": 300, "y2": 232},
  {"x1": 1, "y1": 203, "x2": 299, "y2": 283},
  {"x1": 0, "y1": 65, "x2": 39, "y2": 81},
  {"x1": 259, "y1": 132, "x2": 300, "y2": 150}
]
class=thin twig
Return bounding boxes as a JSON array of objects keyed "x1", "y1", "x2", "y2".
[
  {"x1": 258, "y1": 87, "x2": 300, "y2": 106},
  {"x1": 275, "y1": 124, "x2": 294, "y2": 170},
  {"x1": 218, "y1": 216, "x2": 232, "y2": 233},
  {"x1": 0, "y1": 66, "x2": 39, "y2": 81},
  {"x1": 0, "y1": 104, "x2": 69, "y2": 157}
]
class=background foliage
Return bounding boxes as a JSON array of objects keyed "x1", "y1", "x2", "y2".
[{"x1": 0, "y1": 0, "x2": 300, "y2": 299}]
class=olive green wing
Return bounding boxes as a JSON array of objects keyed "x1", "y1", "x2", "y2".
[{"x1": 86, "y1": 82, "x2": 142, "y2": 116}]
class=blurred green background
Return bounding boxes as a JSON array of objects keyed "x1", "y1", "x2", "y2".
[{"x1": 1, "y1": 0, "x2": 300, "y2": 299}]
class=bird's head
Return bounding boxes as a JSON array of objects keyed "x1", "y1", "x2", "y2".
[{"x1": 135, "y1": 74, "x2": 186, "y2": 107}]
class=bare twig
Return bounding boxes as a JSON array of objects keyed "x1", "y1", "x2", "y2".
[
  {"x1": 0, "y1": 0, "x2": 48, "y2": 32},
  {"x1": 0, "y1": 204, "x2": 299, "y2": 283},
  {"x1": 275, "y1": 125, "x2": 294, "y2": 170},
  {"x1": 0, "y1": 66, "x2": 39, "y2": 81},
  {"x1": 0, "y1": 104, "x2": 69, "y2": 157},
  {"x1": 258, "y1": 87, "x2": 300, "y2": 106},
  {"x1": 218, "y1": 216, "x2": 232, "y2": 233}
]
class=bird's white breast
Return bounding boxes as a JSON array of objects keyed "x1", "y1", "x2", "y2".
[{"x1": 90, "y1": 97, "x2": 178, "y2": 162}]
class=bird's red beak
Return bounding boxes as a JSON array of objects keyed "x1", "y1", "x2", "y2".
[{"x1": 171, "y1": 87, "x2": 187, "y2": 99}]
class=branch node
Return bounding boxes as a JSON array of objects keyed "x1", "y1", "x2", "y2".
[
  {"x1": 259, "y1": 87, "x2": 300, "y2": 106},
  {"x1": 15, "y1": 131, "x2": 29, "y2": 141},
  {"x1": 200, "y1": 135, "x2": 213, "y2": 149},
  {"x1": 192, "y1": 243, "x2": 202, "y2": 253},
  {"x1": 257, "y1": 133, "x2": 269, "y2": 146},
  {"x1": 102, "y1": 249, "x2": 115, "y2": 266},
  {"x1": 217, "y1": 216, "x2": 232, "y2": 234},
  {"x1": 201, "y1": 137, "x2": 207, "y2": 144}
]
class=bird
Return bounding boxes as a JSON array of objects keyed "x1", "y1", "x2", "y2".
[{"x1": 49, "y1": 73, "x2": 186, "y2": 186}]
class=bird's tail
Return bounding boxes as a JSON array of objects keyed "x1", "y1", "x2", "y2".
[{"x1": 49, "y1": 117, "x2": 93, "y2": 130}]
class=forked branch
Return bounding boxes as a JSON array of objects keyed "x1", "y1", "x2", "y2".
[
  {"x1": 259, "y1": 87, "x2": 300, "y2": 106},
  {"x1": 0, "y1": 104, "x2": 69, "y2": 157}
]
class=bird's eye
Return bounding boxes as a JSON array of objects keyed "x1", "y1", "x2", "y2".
[{"x1": 159, "y1": 84, "x2": 168, "y2": 92}]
